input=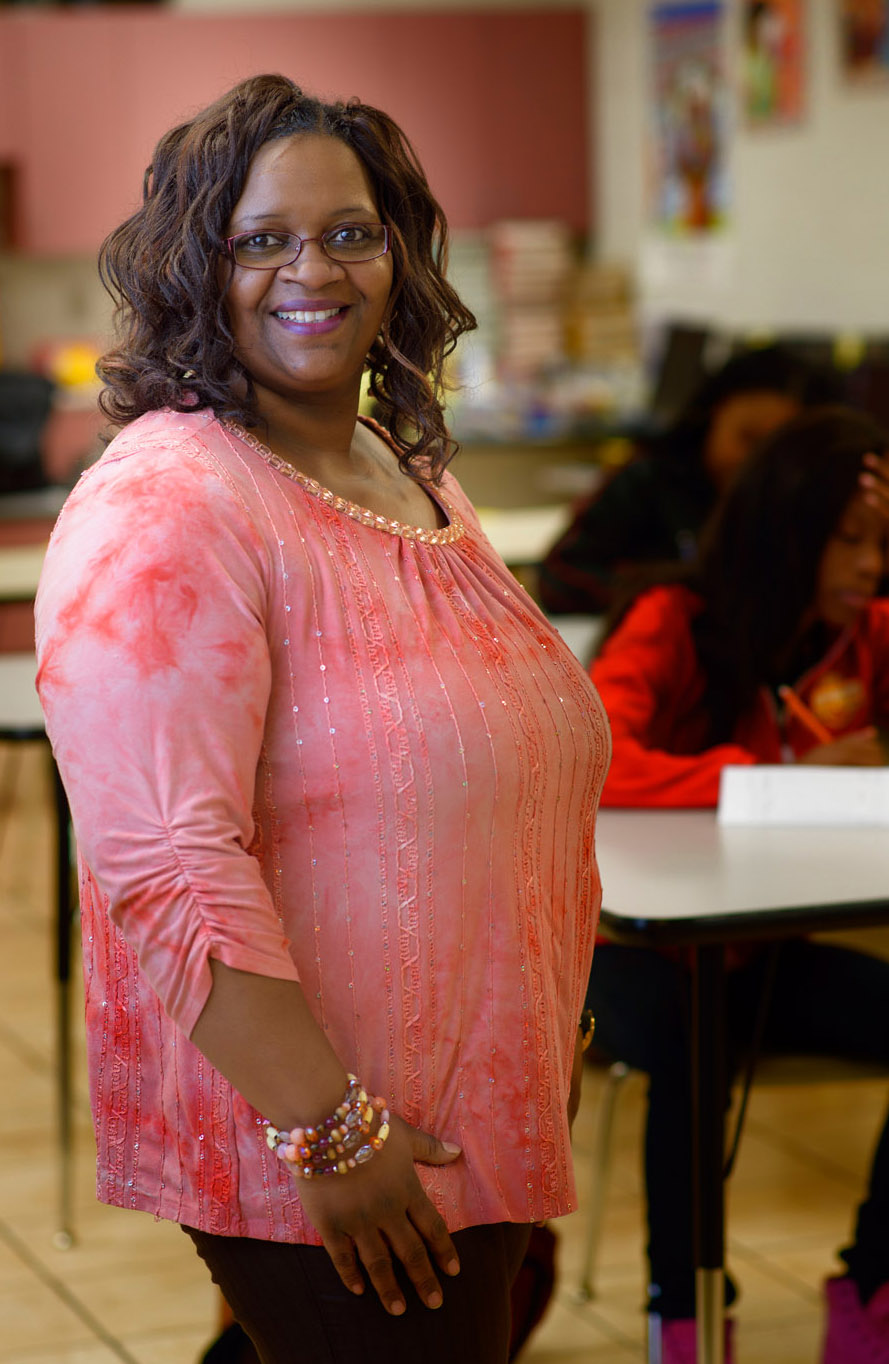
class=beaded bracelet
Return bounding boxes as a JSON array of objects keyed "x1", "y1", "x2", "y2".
[{"x1": 263, "y1": 1073, "x2": 391, "y2": 1180}]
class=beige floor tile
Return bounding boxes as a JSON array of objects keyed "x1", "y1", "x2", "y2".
[
  {"x1": 741, "y1": 1081, "x2": 887, "y2": 1178},
  {"x1": 116, "y1": 1328, "x2": 214, "y2": 1364},
  {"x1": 733, "y1": 1313, "x2": 823, "y2": 1364},
  {"x1": 726, "y1": 1178, "x2": 861, "y2": 1251},
  {"x1": 70, "y1": 1262, "x2": 215, "y2": 1341},
  {"x1": 0, "y1": 1236, "x2": 38, "y2": 1293},
  {"x1": 2, "y1": 1348, "x2": 122, "y2": 1364},
  {"x1": 524, "y1": 1293, "x2": 644, "y2": 1358},
  {"x1": 525, "y1": 1342, "x2": 642, "y2": 1362},
  {"x1": 0, "y1": 1279, "x2": 98, "y2": 1358}
]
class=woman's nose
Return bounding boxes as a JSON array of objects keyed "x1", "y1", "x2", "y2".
[{"x1": 276, "y1": 242, "x2": 346, "y2": 285}]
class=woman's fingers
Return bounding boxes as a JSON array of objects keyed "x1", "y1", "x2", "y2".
[
  {"x1": 860, "y1": 451, "x2": 889, "y2": 516},
  {"x1": 298, "y1": 1116, "x2": 462, "y2": 1313},
  {"x1": 408, "y1": 1187, "x2": 461, "y2": 1278},
  {"x1": 323, "y1": 1230, "x2": 366, "y2": 1298},
  {"x1": 355, "y1": 1231, "x2": 412, "y2": 1315},
  {"x1": 371, "y1": 1221, "x2": 444, "y2": 1311},
  {"x1": 325, "y1": 1206, "x2": 449, "y2": 1314},
  {"x1": 408, "y1": 1124, "x2": 462, "y2": 1165}
]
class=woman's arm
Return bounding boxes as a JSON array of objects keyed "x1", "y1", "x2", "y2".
[
  {"x1": 192, "y1": 961, "x2": 461, "y2": 1316},
  {"x1": 591, "y1": 588, "x2": 756, "y2": 807}
]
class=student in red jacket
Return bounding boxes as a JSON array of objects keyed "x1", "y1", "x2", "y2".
[{"x1": 589, "y1": 407, "x2": 889, "y2": 1364}]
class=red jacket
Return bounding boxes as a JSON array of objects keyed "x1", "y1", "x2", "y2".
[{"x1": 591, "y1": 585, "x2": 889, "y2": 808}]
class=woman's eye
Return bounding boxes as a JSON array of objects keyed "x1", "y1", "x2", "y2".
[
  {"x1": 241, "y1": 233, "x2": 288, "y2": 253},
  {"x1": 328, "y1": 224, "x2": 371, "y2": 244}
]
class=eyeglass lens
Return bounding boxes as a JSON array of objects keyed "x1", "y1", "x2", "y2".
[{"x1": 230, "y1": 225, "x2": 388, "y2": 268}]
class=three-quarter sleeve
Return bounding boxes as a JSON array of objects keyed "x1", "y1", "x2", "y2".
[{"x1": 35, "y1": 442, "x2": 300, "y2": 1038}]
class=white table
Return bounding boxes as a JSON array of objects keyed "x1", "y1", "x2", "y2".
[
  {"x1": 475, "y1": 504, "x2": 571, "y2": 567},
  {"x1": 595, "y1": 809, "x2": 889, "y2": 1364},
  {"x1": 0, "y1": 543, "x2": 47, "y2": 602}
]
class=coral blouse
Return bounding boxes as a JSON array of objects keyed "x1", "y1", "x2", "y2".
[{"x1": 35, "y1": 409, "x2": 610, "y2": 1243}]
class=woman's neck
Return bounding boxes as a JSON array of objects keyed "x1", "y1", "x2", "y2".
[{"x1": 251, "y1": 385, "x2": 372, "y2": 486}]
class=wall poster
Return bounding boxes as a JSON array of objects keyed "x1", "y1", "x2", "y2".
[
  {"x1": 649, "y1": 2, "x2": 729, "y2": 234},
  {"x1": 741, "y1": 0, "x2": 806, "y2": 125},
  {"x1": 838, "y1": 0, "x2": 889, "y2": 82}
]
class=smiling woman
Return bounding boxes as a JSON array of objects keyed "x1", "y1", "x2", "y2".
[{"x1": 33, "y1": 74, "x2": 611, "y2": 1364}]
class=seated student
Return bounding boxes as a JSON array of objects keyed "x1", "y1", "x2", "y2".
[
  {"x1": 539, "y1": 344, "x2": 839, "y2": 616},
  {"x1": 588, "y1": 407, "x2": 889, "y2": 1364}
]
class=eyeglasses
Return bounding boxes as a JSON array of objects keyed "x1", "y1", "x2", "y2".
[{"x1": 225, "y1": 224, "x2": 390, "y2": 270}]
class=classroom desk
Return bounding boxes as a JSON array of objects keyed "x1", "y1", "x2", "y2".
[
  {"x1": 594, "y1": 809, "x2": 889, "y2": 1364},
  {"x1": 0, "y1": 542, "x2": 47, "y2": 601}
]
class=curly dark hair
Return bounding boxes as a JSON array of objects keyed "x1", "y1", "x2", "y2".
[
  {"x1": 97, "y1": 73, "x2": 477, "y2": 479},
  {"x1": 598, "y1": 405, "x2": 889, "y2": 739},
  {"x1": 693, "y1": 405, "x2": 889, "y2": 739}
]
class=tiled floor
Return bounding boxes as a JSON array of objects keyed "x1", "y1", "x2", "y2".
[{"x1": 2, "y1": 738, "x2": 888, "y2": 1362}]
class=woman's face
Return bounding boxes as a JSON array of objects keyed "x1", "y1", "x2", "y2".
[
  {"x1": 815, "y1": 493, "x2": 887, "y2": 630},
  {"x1": 703, "y1": 390, "x2": 800, "y2": 491},
  {"x1": 224, "y1": 133, "x2": 393, "y2": 407}
]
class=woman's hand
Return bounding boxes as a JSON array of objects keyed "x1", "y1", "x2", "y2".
[
  {"x1": 799, "y1": 727, "x2": 887, "y2": 766},
  {"x1": 294, "y1": 1114, "x2": 462, "y2": 1315},
  {"x1": 859, "y1": 451, "x2": 889, "y2": 520}
]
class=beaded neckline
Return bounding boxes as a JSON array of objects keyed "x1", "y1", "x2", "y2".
[{"x1": 222, "y1": 419, "x2": 465, "y2": 546}]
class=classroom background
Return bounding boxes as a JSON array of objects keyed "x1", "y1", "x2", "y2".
[{"x1": 2, "y1": 1, "x2": 889, "y2": 1361}]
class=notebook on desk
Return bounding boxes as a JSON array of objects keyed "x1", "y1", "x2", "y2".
[{"x1": 718, "y1": 765, "x2": 889, "y2": 826}]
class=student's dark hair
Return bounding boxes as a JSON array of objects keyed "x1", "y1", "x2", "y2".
[
  {"x1": 97, "y1": 73, "x2": 476, "y2": 479},
  {"x1": 692, "y1": 405, "x2": 889, "y2": 739},
  {"x1": 654, "y1": 343, "x2": 842, "y2": 473}
]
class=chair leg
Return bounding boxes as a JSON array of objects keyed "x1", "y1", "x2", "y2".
[
  {"x1": 648, "y1": 1313, "x2": 663, "y2": 1364},
  {"x1": 51, "y1": 758, "x2": 75, "y2": 1250},
  {"x1": 576, "y1": 1060, "x2": 630, "y2": 1301}
]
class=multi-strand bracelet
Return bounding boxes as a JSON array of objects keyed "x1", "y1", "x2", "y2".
[{"x1": 264, "y1": 1073, "x2": 391, "y2": 1180}]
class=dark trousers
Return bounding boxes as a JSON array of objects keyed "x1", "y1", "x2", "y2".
[
  {"x1": 588, "y1": 937, "x2": 889, "y2": 1319},
  {"x1": 185, "y1": 1221, "x2": 531, "y2": 1364}
]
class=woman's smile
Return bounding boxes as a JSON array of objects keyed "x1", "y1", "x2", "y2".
[{"x1": 272, "y1": 300, "x2": 350, "y2": 334}]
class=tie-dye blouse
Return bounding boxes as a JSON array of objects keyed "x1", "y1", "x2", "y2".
[{"x1": 35, "y1": 408, "x2": 610, "y2": 1243}]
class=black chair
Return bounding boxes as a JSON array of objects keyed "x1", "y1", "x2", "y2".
[{"x1": 0, "y1": 371, "x2": 54, "y2": 495}]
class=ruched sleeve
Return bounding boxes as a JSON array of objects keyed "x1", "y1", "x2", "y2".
[{"x1": 35, "y1": 435, "x2": 300, "y2": 1038}]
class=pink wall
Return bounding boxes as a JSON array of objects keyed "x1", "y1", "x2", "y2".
[{"x1": 3, "y1": 7, "x2": 590, "y2": 253}]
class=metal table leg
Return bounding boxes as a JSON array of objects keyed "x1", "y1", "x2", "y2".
[{"x1": 691, "y1": 943, "x2": 726, "y2": 1364}]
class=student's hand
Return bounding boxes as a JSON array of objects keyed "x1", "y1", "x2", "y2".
[
  {"x1": 859, "y1": 452, "x2": 889, "y2": 520},
  {"x1": 799, "y1": 727, "x2": 887, "y2": 766},
  {"x1": 293, "y1": 1114, "x2": 462, "y2": 1315}
]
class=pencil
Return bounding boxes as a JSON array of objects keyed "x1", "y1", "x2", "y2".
[{"x1": 777, "y1": 685, "x2": 833, "y2": 745}]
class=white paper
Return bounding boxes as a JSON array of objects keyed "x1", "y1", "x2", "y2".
[{"x1": 717, "y1": 765, "x2": 889, "y2": 827}]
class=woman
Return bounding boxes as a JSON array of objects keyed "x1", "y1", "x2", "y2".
[
  {"x1": 34, "y1": 75, "x2": 610, "y2": 1363},
  {"x1": 539, "y1": 343, "x2": 838, "y2": 616},
  {"x1": 588, "y1": 407, "x2": 889, "y2": 1364}
]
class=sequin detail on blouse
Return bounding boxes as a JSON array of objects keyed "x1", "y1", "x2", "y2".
[{"x1": 222, "y1": 420, "x2": 465, "y2": 546}]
